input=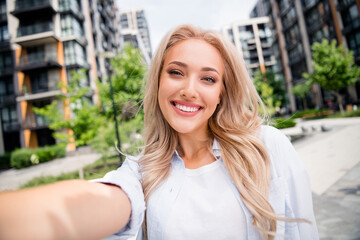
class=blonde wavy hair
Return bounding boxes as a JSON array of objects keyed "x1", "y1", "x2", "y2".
[{"x1": 140, "y1": 25, "x2": 281, "y2": 239}]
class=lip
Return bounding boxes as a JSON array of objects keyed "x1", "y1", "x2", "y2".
[{"x1": 170, "y1": 100, "x2": 203, "y2": 117}]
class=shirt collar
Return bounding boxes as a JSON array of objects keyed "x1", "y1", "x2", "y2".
[{"x1": 173, "y1": 138, "x2": 222, "y2": 160}]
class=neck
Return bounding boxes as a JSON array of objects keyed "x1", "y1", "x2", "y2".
[{"x1": 177, "y1": 131, "x2": 215, "y2": 169}]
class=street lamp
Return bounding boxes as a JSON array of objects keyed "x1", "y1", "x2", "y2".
[{"x1": 101, "y1": 52, "x2": 122, "y2": 163}]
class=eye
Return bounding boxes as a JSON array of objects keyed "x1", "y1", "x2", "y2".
[
  {"x1": 168, "y1": 69, "x2": 183, "y2": 76},
  {"x1": 203, "y1": 76, "x2": 216, "y2": 83}
]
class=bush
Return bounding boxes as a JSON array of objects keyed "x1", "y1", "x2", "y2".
[
  {"x1": 10, "y1": 148, "x2": 33, "y2": 169},
  {"x1": 271, "y1": 117, "x2": 296, "y2": 129},
  {"x1": 0, "y1": 152, "x2": 11, "y2": 169},
  {"x1": 10, "y1": 145, "x2": 66, "y2": 169},
  {"x1": 292, "y1": 109, "x2": 333, "y2": 119}
]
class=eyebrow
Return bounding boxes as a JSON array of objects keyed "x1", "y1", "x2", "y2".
[{"x1": 168, "y1": 61, "x2": 220, "y2": 75}]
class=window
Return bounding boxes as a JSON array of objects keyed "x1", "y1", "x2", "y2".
[
  {"x1": 0, "y1": 25, "x2": 9, "y2": 42},
  {"x1": 61, "y1": 14, "x2": 84, "y2": 38},
  {"x1": 0, "y1": 77, "x2": 14, "y2": 96},
  {"x1": 347, "y1": 31, "x2": 360, "y2": 58},
  {"x1": 1, "y1": 105, "x2": 18, "y2": 131},
  {"x1": 30, "y1": 71, "x2": 49, "y2": 93},
  {"x1": 26, "y1": 45, "x2": 45, "y2": 64},
  {"x1": 0, "y1": 0, "x2": 6, "y2": 15},
  {"x1": 282, "y1": 7, "x2": 297, "y2": 29},
  {"x1": 64, "y1": 40, "x2": 86, "y2": 66},
  {"x1": 285, "y1": 25, "x2": 300, "y2": 46},
  {"x1": 0, "y1": 52, "x2": 12, "y2": 69}
]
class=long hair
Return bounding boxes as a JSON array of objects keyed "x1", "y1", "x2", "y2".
[{"x1": 140, "y1": 25, "x2": 279, "y2": 239}]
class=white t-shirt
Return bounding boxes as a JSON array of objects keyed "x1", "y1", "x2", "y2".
[{"x1": 163, "y1": 159, "x2": 247, "y2": 240}]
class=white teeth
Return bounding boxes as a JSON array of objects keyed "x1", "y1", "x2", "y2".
[{"x1": 175, "y1": 103, "x2": 200, "y2": 112}]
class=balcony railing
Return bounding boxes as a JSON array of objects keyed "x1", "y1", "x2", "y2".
[
  {"x1": 3, "y1": 122, "x2": 21, "y2": 132},
  {"x1": 17, "y1": 21, "x2": 53, "y2": 37},
  {"x1": 14, "y1": 0, "x2": 52, "y2": 11},
  {"x1": 337, "y1": 0, "x2": 356, "y2": 11},
  {"x1": 0, "y1": 67, "x2": 13, "y2": 76},
  {"x1": 19, "y1": 51, "x2": 57, "y2": 67},
  {"x1": 0, "y1": 94, "x2": 16, "y2": 105},
  {"x1": 24, "y1": 113, "x2": 50, "y2": 129},
  {"x1": 20, "y1": 84, "x2": 59, "y2": 96}
]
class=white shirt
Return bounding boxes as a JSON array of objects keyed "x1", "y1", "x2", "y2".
[
  {"x1": 164, "y1": 160, "x2": 246, "y2": 240},
  {"x1": 92, "y1": 125, "x2": 319, "y2": 240}
]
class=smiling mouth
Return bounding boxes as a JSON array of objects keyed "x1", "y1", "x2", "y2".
[{"x1": 171, "y1": 101, "x2": 202, "y2": 112}]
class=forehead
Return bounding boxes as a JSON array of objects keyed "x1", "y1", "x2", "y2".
[{"x1": 163, "y1": 39, "x2": 224, "y2": 73}]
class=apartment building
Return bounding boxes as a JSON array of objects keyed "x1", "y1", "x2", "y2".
[
  {"x1": 222, "y1": 17, "x2": 279, "y2": 78},
  {"x1": 119, "y1": 9, "x2": 152, "y2": 64},
  {"x1": 0, "y1": 0, "x2": 120, "y2": 155},
  {"x1": 253, "y1": 0, "x2": 360, "y2": 111}
]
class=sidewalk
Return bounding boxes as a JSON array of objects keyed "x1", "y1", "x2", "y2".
[
  {"x1": 0, "y1": 152, "x2": 101, "y2": 191},
  {"x1": 281, "y1": 117, "x2": 360, "y2": 239}
]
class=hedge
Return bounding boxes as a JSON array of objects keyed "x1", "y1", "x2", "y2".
[
  {"x1": 0, "y1": 152, "x2": 11, "y2": 168},
  {"x1": 10, "y1": 145, "x2": 66, "y2": 169},
  {"x1": 271, "y1": 117, "x2": 296, "y2": 129}
]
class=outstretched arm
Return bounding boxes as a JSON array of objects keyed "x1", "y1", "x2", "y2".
[{"x1": 0, "y1": 180, "x2": 131, "y2": 240}]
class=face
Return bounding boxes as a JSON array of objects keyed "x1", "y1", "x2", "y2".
[{"x1": 158, "y1": 39, "x2": 224, "y2": 138}]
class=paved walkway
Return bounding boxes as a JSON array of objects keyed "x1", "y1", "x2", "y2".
[
  {"x1": 0, "y1": 152, "x2": 101, "y2": 191},
  {"x1": 281, "y1": 117, "x2": 360, "y2": 239}
]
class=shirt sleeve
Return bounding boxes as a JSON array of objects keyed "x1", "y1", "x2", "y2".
[
  {"x1": 266, "y1": 126, "x2": 319, "y2": 239},
  {"x1": 90, "y1": 156, "x2": 145, "y2": 240}
]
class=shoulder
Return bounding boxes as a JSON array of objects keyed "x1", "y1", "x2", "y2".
[{"x1": 260, "y1": 125, "x2": 306, "y2": 179}]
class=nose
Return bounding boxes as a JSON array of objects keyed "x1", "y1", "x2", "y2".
[{"x1": 179, "y1": 77, "x2": 198, "y2": 99}]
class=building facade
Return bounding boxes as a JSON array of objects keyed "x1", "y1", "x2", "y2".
[
  {"x1": 119, "y1": 9, "x2": 152, "y2": 64},
  {"x1": 254, "y1": 0, "x2": 360, "y2": 111},
  {"x1": 0, "y1": 0, "x2": 120, "y2": 155},
  {"x1": 222, "y1": 17, "x2": 280, "y2": 78}
]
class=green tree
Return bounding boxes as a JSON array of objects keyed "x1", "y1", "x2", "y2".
[
  {"x1": 92, "y1": 44, "x2": 146, "y2": 158},
  {"x1": 33, "y1": 69, "x2": 103, "y2": 147},
  {"x1": 253, "y1": 70, "x2": 286, "y2": 115},
  {"x1": 303, "y1": 39, "x2": 360, "y2": 114},
  {"x1": 292, "y1": 82, "x2": 311, "y2": 110},
  {"x1": 97, "y1": 44, "x2": 146, "y2": 121}
]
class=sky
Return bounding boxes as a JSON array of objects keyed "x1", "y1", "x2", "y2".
[{"x1": 116, "y1": 0, "x2": 258, "y2": 51}]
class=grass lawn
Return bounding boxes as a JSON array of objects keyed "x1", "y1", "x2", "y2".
[{"x1": 20, "y1": 156, "x2": 122, "y2": 189}]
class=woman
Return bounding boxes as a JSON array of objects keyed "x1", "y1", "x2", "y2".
[{"x1": 0, "y1": 25, "x2": 318, "y2": 240}]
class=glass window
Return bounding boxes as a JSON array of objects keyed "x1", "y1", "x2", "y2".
[
  {"x1": 0, "y1": 1, "x2": 6, "y2": 15},
  {"x1": 64, "y1": 40, "x2": 87, "y2": 66},
  {"x1": 0, "y1": 52, "x2": 12, "y2": 69},
  {"x1": 61, "y1": 14, "x2": 84, "y2": 38}
]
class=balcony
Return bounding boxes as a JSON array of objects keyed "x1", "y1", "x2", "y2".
[
  {"x1": 11, "y1": 0, "x2": 56, "y2": 20},
  {"x1": 0, "y1": 39, "x2": 11, "y2": 50},
  {"x1": 307, "y1": 19, "x2": 324, "y2": 34},
  {"x1": 16, "y1": 89, "x2": 63, "y2": 102},
  {"x1": 0, "y1": 67, "x2": 13, "y2": 76},
  {"x1": 59, "y1": 0, "x2": 84, "y2": 21},
  {"x1": 23, "y1": 113, "x2": 50, "y2": 129},
  {"x1": 337, "y1": 0, "x2": 356, "y2": 11},
  {"x1": 302, "y1": 0, "x2": 320, "y2": 11},
  {"x1": 15, "y1": 22, "x2": 59, "y2": 47},
  {"x1": 342, "y1": 18, "x2": 360, "y2": 35},
  {"x1": 17, "y1": 52, "x2": 62, "y2": 72},
  {"x1": 0, "y1": 94, "x2": 16, "y2": 106},
  {"x1": 100, "y1": 23, "x2": 111, "y2": 36},
  {"x1": 3, "y1": 122, "x2": 21, "y2": 132}
]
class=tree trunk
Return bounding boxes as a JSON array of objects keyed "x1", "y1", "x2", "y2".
[
  {"x1": 335, "y1": 91, "x2": 344, "y2": 115},
  {"x1": 303, "y1": 97, "x2": 308, "y2": 110}
]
